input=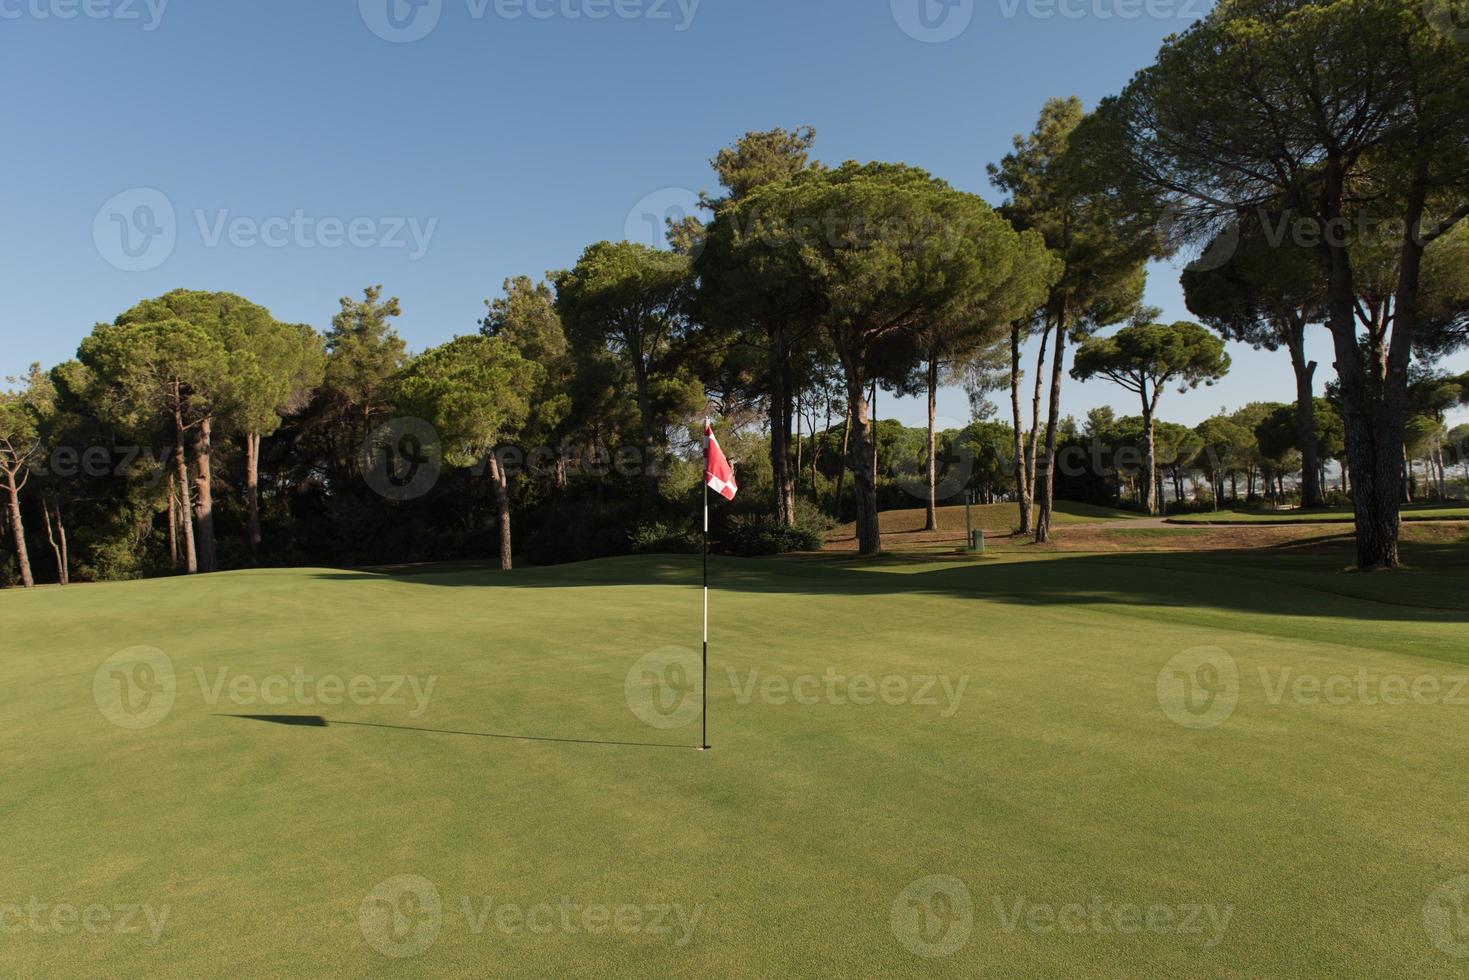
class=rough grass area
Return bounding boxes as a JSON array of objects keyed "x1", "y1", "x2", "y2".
[
  {"x1": 828, "y1": 500, "x2": 1140, "y2": 550},
  {"x1": 829, "y1": 521, "x2": 1466, "y2": 558},
  {"x1": 1167, "y1": 502, "x2": 1469, "y2": 525},
  {"x1": 5, "y1": 537, "x2": 1469, "y2": 976}
]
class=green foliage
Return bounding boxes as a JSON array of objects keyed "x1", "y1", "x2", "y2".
[
  {"x1": 323, "y1": 286, "x2": 407, "y2": 418},
  {"x1": 78, "y1": 315, "x2": 227, "y2": 433},
  {"x1": 0, "y1": 367, "x2": 46, "y2": 471},
  {"x1": 704, "y1": 160, "x2": 1061, "y2": 551},
  {"x1": 1181, "y1": 222, "x2": 1324, "y2": 351},
  {"x1": 555, "y1": 242, "x2": 699, "y2": 470},
  {"x1": 721, "y1": 508, "x2": 830, "y2": 556},
  {"x1": 708, "y1": 126, "x2": 821, "y2": 205},
  {"x1": 393, "y1": 335, "x2": 542, "y2": 468},
  {"x1": 628, "y1": 520, "x2": 701, "y2": 555},
  {"x1": 990, "y1": 96, "x2": 1152, "y2": 334},
  {"x1": 555, "y1": 242, "x2": 691, "y2": 362},
  {"x1": 1071, "y1": 321, "x2": 1230, "y2": 405},
  {"x1": 482, "y1": 275, "x2": 567, "y2": 365},
  {"x1": 1193, "y1": 415, "x2": 1252, "y2": 472}
]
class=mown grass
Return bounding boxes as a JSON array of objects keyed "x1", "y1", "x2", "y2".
[
  {"x1": 832, "y1": 499, "x2": 1140, "y2": 541},
  {"x1": 4, "y1": 538, "x2": 1469, "y2": 976},
  {"x1": 1168, "y1": 502, "x2": 1469, "y2": 525}
]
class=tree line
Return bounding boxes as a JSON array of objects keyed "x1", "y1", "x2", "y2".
[{"x1": 1, "y1": 0, "x2": 1467, "y2": 586}]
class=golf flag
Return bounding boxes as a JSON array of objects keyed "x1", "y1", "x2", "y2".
[
  {"x1": 699, "y1": 420, "x2": 735, "y2": 752},
  {"x1": 704, "y1": 424, "x2": 738, "y2": 501}
]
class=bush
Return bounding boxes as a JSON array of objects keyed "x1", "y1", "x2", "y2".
[
  {"x1": 793, "y1": 499, "x2": 836, "y2": 538},
  {"x1": 721, "y1": 506, "x2": 831, "y2": 557},
  {"x1": 1165, "y1": 495, "x2": 1217, "y2": 515},
  {"x1": 629, "y1": 521, "x2": 700, "y2": 555},
  {"x1": 521, "y1": 499, "x2": 636, "y2": 565}
]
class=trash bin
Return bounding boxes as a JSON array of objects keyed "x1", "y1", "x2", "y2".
[{"x1": 968, "y1": 529, "x2": 984, "y2": 553}]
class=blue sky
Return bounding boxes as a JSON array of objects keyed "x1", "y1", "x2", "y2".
[{"x1": 3, "y1": 0, "x2": 1464, "y2": 431}]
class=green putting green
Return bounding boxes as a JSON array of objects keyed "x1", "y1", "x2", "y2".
[{"x1": 6, "y1": 541, "x2": 1469, "y2": 976}]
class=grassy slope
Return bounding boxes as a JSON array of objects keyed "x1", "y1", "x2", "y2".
[
  {"x1": 833, "y1": 499, "x2": 1140, "y2": 541},
  {"x1": 1169, "y1": 502, "x2": 1469, "y2": 525},
  {"x1": 5, "y1": 541, "x2": 1469, "y2": 977}
]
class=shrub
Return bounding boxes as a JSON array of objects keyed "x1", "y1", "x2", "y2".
[
  {"x1": 721, "y1": 507, "x2": 830, "y2": 556},
  {"x1": 629, "y1": 521, "x2": 700, "y2": 555},
  {"x1": 1165, "y1": 495, "x2": 1218, "y2": 516}
]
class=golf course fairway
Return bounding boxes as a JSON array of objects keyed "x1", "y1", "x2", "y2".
[{"x1": 5, "y1": 542, "x2": 1469, "y2": 976}]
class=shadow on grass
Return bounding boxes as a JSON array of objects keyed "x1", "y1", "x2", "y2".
[
  {"x1": 303, "y1": 535, "x2": 1469, "y2": 626},
  {"x1": 219, "y1": 714, "x2": 695, "y2": 751}
]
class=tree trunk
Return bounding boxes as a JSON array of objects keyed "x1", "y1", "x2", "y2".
[
  {"x1": 246, "y1": 431, "x2": 262, "y2": 553},
  {"x1": 488, "y1": 454, "x2": 512, "y2": 571},
  {"x1": 173, "y1": 405, "x2": 198, "y2": 575},
  {"x1": 766, "y1": 332, "x2": 796, "y2": 526},
  {"x1": 845, "y1": 375, "x2": 880, "y2": 555},
  {"x1": 1140, "y1": 389, "x2": 1158, "y2": 516},
  {"x1": 193, "y1": 416, "x2": 217, "y2": 573},
  {"x1": 815, "y1": 396, "x2": 829, "y2": 499},
  {"x1": 4, "y1": 470, "x2": 33, "y2": 588},
  {"x1": 1034, "y1": 312, "x2": 1067, "y2": 543},
  {"x1": 1025, "y1": 317, "x2": 1052, "y2": 530},
  {"x1": 834, "y1": 404, "x2": 851, "y2": 522},
  {"x1": 1320, "y1": 182, "x2": 1416, "y2": 568},
  {"x1": 925, "y1": 356, "x2": 938, "y2": 531},
  {"x1": 1009, "y1": 322, "x2": 1032, "y2": 534},
  {"x1": 870, "y1": 381, "x2": 878, "y2": 491},
  {"x1": 794, "y1": 390, "x2": 803, "y2": 502},
  {"x1": 41, "y1": 496, "x2": 67, "y2": 585},
  {"x1": 166, "y1": 470, "x2": 179, "y2": 569},
  {"x1": 1285, "y1": 316, "x2": 1324, "y2": 508},
  {"x1": 55, "y1": 499, "x2": 68, "y2": 583}
]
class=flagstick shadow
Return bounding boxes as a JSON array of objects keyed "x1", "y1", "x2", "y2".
[{"x1": 217, "y1": 714, "x2": 696, "y2": 750}]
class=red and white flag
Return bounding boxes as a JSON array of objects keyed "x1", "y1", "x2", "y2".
[{"x1": 704, "y1": 422, "x2": 737, "y2": 501}]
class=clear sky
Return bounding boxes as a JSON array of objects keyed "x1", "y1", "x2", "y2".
[{"x1": 2, "y1": 0, "x2": 1464, "y2": 431}]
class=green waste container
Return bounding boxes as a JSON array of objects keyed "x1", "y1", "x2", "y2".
[{"x1": 968, "y1": 529, "x2": 984, "y2": 553}]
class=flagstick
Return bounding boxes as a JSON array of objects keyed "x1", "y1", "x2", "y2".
[{"x1": 701, "y1": 473, "x2": 710, "y2": 752}]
